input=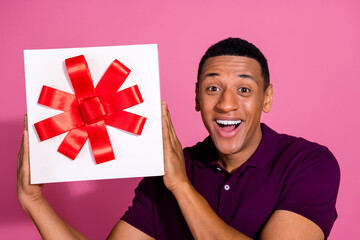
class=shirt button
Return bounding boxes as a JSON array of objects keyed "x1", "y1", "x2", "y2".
[
  {"x1": 216, "y1": 167, "x2": 222, "y2": 172},
  {"x1": 224, "y1": 185, "x2": 230, "y2": 191}
]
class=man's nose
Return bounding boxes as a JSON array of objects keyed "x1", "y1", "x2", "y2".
[{"x1": 215, "y1": 88, "x2": 239, "y2": 112}]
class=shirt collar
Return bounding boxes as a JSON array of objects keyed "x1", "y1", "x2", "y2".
[
  {"x1": 194, "y1": 136, "x2": 217, "y2": 168},
  {"x1": 194, "y1": 123, "x2": 279, "y2": 169},
  {"x1": 245, "y1": 123, "x2": 279, "y2": 168}
]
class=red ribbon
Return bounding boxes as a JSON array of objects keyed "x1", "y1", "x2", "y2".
[{"x1": 34, "y1": 55, "x2": 147, "y2": 164}]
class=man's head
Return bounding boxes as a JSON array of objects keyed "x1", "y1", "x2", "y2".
[
  {"x1": 197, "y1": 37, "x2": 270, "y2": 91},
  {"x1": 195, "y1": 38, "x2": 273, "y2": 163}
]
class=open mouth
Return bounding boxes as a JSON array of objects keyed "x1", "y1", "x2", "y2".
[{"x1": 215, "y1": 119, "x2": 242, "y2": 132}]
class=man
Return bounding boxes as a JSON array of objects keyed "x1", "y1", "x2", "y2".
[{"x1": 17, "y1": 38, "x2": 340, "y2": 239}]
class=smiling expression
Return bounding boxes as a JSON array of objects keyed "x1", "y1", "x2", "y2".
[{"x1": 196, "y1": 55, "x2": 273, "y2": 164}]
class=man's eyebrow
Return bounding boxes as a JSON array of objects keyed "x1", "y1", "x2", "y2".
[
  {"x1": 238, "y1": 74, "x2": 256, "y2": 82},
  {"x1": 203, "y1": 72, "x2": 219, "y2": 78},
  {"x1": 202, "y1": 73, "x2": 256, "y2": 82}
]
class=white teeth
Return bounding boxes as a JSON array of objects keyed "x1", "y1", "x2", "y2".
[{"x1": 216, "y1": 120, "x2": 242, "y2": 125}]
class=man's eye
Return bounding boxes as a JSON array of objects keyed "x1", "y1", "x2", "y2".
[
  {"x1": 239, "y1": 87, "x2": 250, "y2": 93},
  {"x1": 207, "y1": 86, "x2": 220, "y2": 92}
]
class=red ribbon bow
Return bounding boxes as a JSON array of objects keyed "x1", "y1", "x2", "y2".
[{"x1": 34, "y1": 55, "x2": 147, "y2": 164}]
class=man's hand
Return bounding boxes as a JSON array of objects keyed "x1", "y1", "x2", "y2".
[
  {"x1": 160, "y1": 102, "x2": 252, "y2": 239},
  {"x1": 161, "y1": 101, "x2": 190, "y2": 192},
  {"x1": 17, "y1": 115, "x2": 43, "y2": 212},
  {"x1": 16, "y1": 115, "x2": 89, "y2": 239}
]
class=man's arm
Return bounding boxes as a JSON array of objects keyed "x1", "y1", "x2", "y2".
[
  {"x1": 18, "y1": 116, "x2": 153, "y2": 240},
  {"x1": 17, "y1": 116, "x2": 88, "y2": 240},
  {"x1": 107, "y1": 220, "x2": 154, "y2": 240},
  {"x1": 161, "y1": 102, "x2": 324, "y2": 240},
  {"x1": 260, "y1": 210, "x2": 324, "y2": 239}
]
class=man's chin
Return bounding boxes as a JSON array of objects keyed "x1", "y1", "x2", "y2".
[{"x1": 213, "y1": 142, "x2": 243, "y2": 157}]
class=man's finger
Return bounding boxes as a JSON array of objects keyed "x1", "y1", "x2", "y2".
[
  {"x1": 22, "y1": 118, "x2": 30, "y2": 169},
  {"x1": 164, "y1": 103, "x2": 178, "y2": 146},
  {"x1": 162, "y1": 101, "x2": 174, "y2": 141},
  {"x1": 24, "y1": 114, "x2": 28, "y2": 131},
  {"x1": 23, "y1": 130, "x2": 29, "y2": 160},
  {"x1": 162, "y1": 101, "x2": 172, "y2": 151},
  {"x1": 18, "y1": 115, "x2": 28, "y2": 171},
  {"x1": 17, "y1": 135, "x2": 24, "y2": 176}
]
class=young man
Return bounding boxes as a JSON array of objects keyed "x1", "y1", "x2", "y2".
[{"x1": 17, "y1": 38, "x2": 340, "y2": 239}]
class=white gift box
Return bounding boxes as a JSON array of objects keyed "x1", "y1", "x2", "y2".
[{"x1": 24, "y1": 44, "x2": 164, "y2": 184}]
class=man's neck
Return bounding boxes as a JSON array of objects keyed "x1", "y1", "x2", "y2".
[{"x1": 216, "y1": 127, "x2": 263, "y2": 174}]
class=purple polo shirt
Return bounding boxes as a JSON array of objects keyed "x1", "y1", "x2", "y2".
[{"x1": 121, "y1": 123, "x2": 340, "y2": 239}]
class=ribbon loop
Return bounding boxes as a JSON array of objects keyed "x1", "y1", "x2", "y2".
[
  {"x1": 58, "y1": 126, "x2": 88, "y2": 160},
  {"x1": 34, "y1": 108, "x2": 84, "y2": 141},
  {"x1": 34, "y1": 55, "x2": 147, "y2": 164},
  {"x1": 65, "y1": 55, "x2": 96, "y2": 101},
  {"x1": 38, "y1": 85, "x2": 78, "y2": 111},
  {"x1": 95, "y1": 59, "x2": 131, "y2": 95}
]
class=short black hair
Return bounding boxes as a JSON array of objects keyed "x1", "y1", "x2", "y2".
[{"x1": 197, "y1": 37, "x2": 270, "y2": 90}]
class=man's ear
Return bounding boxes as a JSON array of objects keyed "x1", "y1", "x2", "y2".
[
  {"x1": 195, "y1": 82, "x2": 200, "y2": 112},
  {"x1": 263, "y1": 84, "x2": 273, "y2": 113}
]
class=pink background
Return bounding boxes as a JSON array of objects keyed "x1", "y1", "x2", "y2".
[{"x1": 1, "y1": 0, "x2": 359, "y2": 239}]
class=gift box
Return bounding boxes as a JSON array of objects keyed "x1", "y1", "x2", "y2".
[{"x1": 24, "y1": 44, "x2": 164, "y2": 184}]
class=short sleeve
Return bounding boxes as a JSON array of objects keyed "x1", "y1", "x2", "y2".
[
  {"x1": 276, "y1": 148, "x2": 340, "y2": 238},
  {"x1": 121, "y1": 177, "x2": 158, "y2": 238}
]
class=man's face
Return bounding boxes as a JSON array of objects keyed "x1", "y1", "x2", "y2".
[{"x1": 196, "y1": 55, "x2": 273, "y2": 160}]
